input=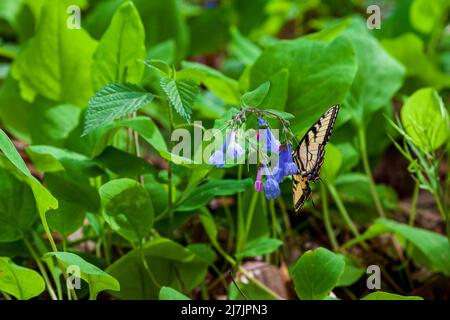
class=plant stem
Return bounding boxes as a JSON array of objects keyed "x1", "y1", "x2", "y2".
[
  {"x1": 409, "y1": 182, "x2": 420, "y2": 226},
  {"x1": 24, "y1": 238, "x2": 58, "y2": 300},
  {"x1": 358, "y1": 127, "x2": 386, "y2": 218},
  {"x1": 167, "y1": 105, "x2": 175, "y2": 231},
  {"x1": 243, "y1": 191, "x2": 259, "y2": 247},
  {"x1": 327, "y1": 183, "x2": 367, "y2": 249},
  {"x1": 269, "y1": 200, "x2": 278, "y2": 239},
  {"x1": 236, "y1": 165, "x2": 245, "y2": 253},
  {"x1": 277, "y1": 198, "x2": 293, "y2": 238},
  {"x1": 320, "y1": 186, "x2": 339, "y2": 251}
]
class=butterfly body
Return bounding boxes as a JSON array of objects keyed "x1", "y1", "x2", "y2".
[{"x1": 292, "y1": 105, "x2": 340, "y2": 213}]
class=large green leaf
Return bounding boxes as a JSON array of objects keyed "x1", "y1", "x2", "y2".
[
  {"x1": 134, "y1": 0, "x2": 189, "y2": 61},
  {"x1": 344, "y1": 219, "x2": 450, "y2": 276},
  {"x1": 400, "y1": 87, "x2": 449, "y2": 152},
  {"x1": 342, "y1": 18, "x2": 405, "y2": 125},
  {"x1": 46, "y1": 252, "x2": 120, "y2": 300},
  {"x1": 83, "y1": 83, "x2": 154, "y2": 136},
  {"x1": 11, "y1": 0, "x2": 98, "y2": 105},
  {"x1": 107, "y1": 237, "x2": 209, "y2": 299},
  {"x1": 91, "y1": 1, "x2": 146, "y2": 90},
  {"x1": 99, "y1": 178, "x2": 154, "y2": 243},
  {"x1": 0, "y1": 257, "x2": 45, "y2": 300},
  {"x1": 0, "y1": 169, "x2": 37, "y2": 242},
  {"x1": 0, "y1": 77, "x2": 81, "y2": 146},
  {"x1": 177, "y1": 178, "x2": 253, "y2": 212},
  {"x1": 160, "y1": 77, "x2": 199, "y2": 122},
  {"x1": 250, "y1": 34, "x2": 357, "y2": 134},
  {"x1": 290, "y1": 247, "x2": 345, "y2": 300}
]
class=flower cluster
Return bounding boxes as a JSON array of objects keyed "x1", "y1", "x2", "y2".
[{"x1": 209, "y1": 107, "x2": 297, "y2": 200}]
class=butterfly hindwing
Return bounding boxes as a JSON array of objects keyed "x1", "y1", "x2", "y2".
[{"x1": 292, "y1": 174, "x2": 312, "y2": 213}]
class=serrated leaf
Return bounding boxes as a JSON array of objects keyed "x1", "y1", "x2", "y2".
[
  {"x1": 83, "y1": 83, "x2": 154, "y2": 136},
  {"x1": 160, "y1": 77, "x2": 199, "y2": 122}
]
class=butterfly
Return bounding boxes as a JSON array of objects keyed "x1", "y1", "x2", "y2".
[{"x1": 292, "y1": 105, "x2": 340, "y2": 213}]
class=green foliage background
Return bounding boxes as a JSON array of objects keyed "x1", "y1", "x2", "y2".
[{"x1": 0, "y1": 0, "x2": 449, "y2": 300}]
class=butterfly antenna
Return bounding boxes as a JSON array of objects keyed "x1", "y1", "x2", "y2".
[
  {"x1": 311, "y1": 198, "x2": 316, "y2": 209},
  {"x1": 228, "y1": 271, "x2": 249, "y2": 300}
]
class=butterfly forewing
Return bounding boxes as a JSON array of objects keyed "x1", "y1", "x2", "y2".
[{"x1": 294, "y1": 105, "x2": 340, "y2": 182}]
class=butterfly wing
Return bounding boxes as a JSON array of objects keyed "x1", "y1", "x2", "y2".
[
  {"x1": 292, "y1": 174, "x2": 312, "y2": 213},
  {"x1": 294, "y1": 105, "x2": 340, "y2": 182}
]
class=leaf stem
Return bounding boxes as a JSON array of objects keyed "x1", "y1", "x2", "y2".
[
  {"x1": 320, "y1": 186, "x2": 339, "y2": 251},
  {"x1": 24, "y1": 238, "x2": 58, "y2": 300},
  {"x1": 167, "y1": 103, "x2": 175, "y2": 230},
  {"x1": 327, "y1": 183, "x2": 367, "y2": 249},
  {"x1": 358, "y1": 126, "x2": 386, "y2": 218}
]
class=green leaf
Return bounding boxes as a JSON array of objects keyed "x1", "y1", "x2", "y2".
[
  {"x1": 26, "y1": 145, "x2": 102, "y2": 178},
  {"x1": 134, "y1": 0, "x2": 189, "y2": 61},
  {"x1": 177, "y1": 178, "x2": 253, "y2": 212},
  {"x1": 11, "y1": 0, "x2": 98, "y2": 105},
  {"x1": 229, "y1": 26, "x2": 261, "y2": 66},
  {"x1": 92, "y1": 116, "x2": 167, "y2": 156},
  {"x1": 410, "y1": 0, "x2": 449, "y2": 34},
  {"x1": 159, "y1": 286, "x2": 190, "y2": 300},
  {"x1": 92, "y1": 1, "x2": 146, "y2": 90},
  {"x1": 100, "y1": 178, "x2": 154, "y2": 244},
  {"x1": 361, "y1": 291, "x2": 423, "y2": 300},
  {"x1": 160, "y1": 77, "x2": 199, "y2": 122},
  {"x1": 0, "y1": 257, "x2": 45, "y2": 300},
  {"x1": 0, "y1": 169, "x2": 37, "y2": 242},
  {"x1": 322, "y1": 144, "x2": 342, "y2": 184},
  {"x1": 180, "y1": 61, "x2": 240, "y2": 104},
  {"x1": 46, "y1": 252, "x2": 120, "y2": 300},
  {"x1": 241, "y1": 81, "x2": 270, "y2": 108},
  {"x1": 237, "y1": 237, "x2": 283, "y2": 259},
  {"x1": 400, "y1": 87, "x2": 449, "y2": 152},
  {"x1": 94, "y1": 146, "x2": 157, "y2": 177},
  {"x1": 336, "y1": 255, "x2": 365, "y2": 287},
  {"x1": 0, "y1": 129, "x2": 58, "y2": 229},
  {"x1": 250, "y1": 34, "x2": 357, "y2": 133},
  {"x1": 83, "y1": 83, "x2": 154, "y2": 136},
  {"x1": 0, "y1": 77, "x2": 82, "y2": 147},
  {"x1": 344, "y1": 218, "x2": 450, "y2": 276},
  {"x1": 107, "y1": 237, "x2": 208, "y2": 299},
  {"x1": 342, "y1": 18, "x2": 405, "y2": 125},
  {"x1": 382, "y1": 33, "x2": 450, "y2": 90},
  {"x1": 290, "y1": 247, "x2": 345, "y2": 300}
]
